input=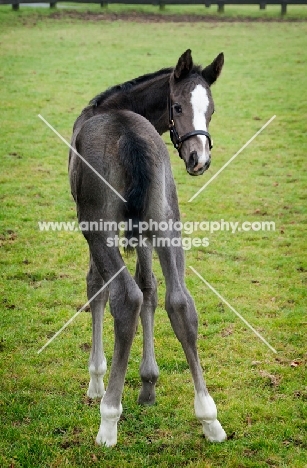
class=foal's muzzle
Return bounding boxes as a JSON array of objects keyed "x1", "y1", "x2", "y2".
[{"x1": 187, "y1": 152, "x2": 211, "y2": 176}]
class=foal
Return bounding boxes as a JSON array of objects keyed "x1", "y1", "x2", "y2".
[{"x1": 69, "y1": 49, "x2": 226, "y2": 446}]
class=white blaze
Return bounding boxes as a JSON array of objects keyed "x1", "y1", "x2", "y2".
[{"x1": 190, "y1": 84, "x2": 210, "y2": 167}]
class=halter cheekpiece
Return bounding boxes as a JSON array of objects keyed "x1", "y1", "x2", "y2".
[{"x1": 168, "y1": 97, "x2": 213, "y2": 158}]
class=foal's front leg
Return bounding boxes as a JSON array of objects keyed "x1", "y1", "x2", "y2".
[
  {"x1": 156, "y1": 242, "x2": 227, "y2": 442},
  {"x1": 135, "y1": 245, "x2": 159, "y2": 405},
  {"x1": 87, "y1": 255, "x2": 109, "y2": 399}
]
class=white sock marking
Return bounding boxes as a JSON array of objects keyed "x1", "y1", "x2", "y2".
[
  {"x1": 194, "y1": 392, "x2": 227, "y2": 442},
  {"x1": 96, "y1": 402, "x2": 123, "y2": 447},
  {"x1": 87, "y1": 361, "x2": 107, "y2": 399}
]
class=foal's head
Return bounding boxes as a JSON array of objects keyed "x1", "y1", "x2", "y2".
[{"x1": 169, "y1": 49, "x2": 224, "y2": 176}]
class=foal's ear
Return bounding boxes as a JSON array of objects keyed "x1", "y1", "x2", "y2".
[
  {"x1": 174, "y1": 49, "x2": 193, "y2": 81},
  {"x1": 202, "y1": 52, "x2": 224, "y2": 86}
]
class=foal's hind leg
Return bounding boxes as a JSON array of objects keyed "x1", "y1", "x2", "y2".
[
  {"x1": 156, "y1": 243, "x2": 227, "y2": 442},
  {"x1": 135, "y1": 245, "x2": 159, "y2": 405},
  {"x1": 86, "y1": 240, "x2": 143, "y2": 447},
  {"x1": 87, "y1": 255, "x2": 109, "y2": 399}
]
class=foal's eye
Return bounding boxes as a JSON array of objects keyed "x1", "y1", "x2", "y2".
[{"x1": 174, "y1": 104, "x2": 182, "y2": 114}]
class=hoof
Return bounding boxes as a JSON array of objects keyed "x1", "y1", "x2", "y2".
[
  {"x1": 87, "y1": 377, "x2": 105, "y2": 399},
  {"x1": 138, "y1": 384, "x2": 156, "y2": 406},
  {"x1": 96, "y1": 427, "x2": 117, "y2": 447},
  {"x1": 202, "y1": 419, "x2": 227, "y2": 442},
  {"x1": 138, "y1": 378, "x2": 157, "y2": 406}
]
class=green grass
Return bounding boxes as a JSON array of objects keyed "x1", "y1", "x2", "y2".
[{"x1": 1, "y1": 7, "x2": 307, "y2": 468}]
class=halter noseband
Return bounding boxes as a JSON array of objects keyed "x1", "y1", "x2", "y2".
[{"x1": 168, "y1": 97, "x2": 213, "y2": 158}]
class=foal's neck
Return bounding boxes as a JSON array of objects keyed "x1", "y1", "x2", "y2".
[{"x1": 92, "y1": 71, "x2": 171, "y2": 135}]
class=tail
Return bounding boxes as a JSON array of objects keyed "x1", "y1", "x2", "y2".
[{"x1": 118, "y1": 131, "x2": 151, "y2": 247}]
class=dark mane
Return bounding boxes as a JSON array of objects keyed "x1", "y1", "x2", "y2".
[
  {"x1": 89, "y1": 65, "x2": 203, "y2": 107},
  {"x1": 89, "y1": 67, "x2": 173, "y2": 107}
]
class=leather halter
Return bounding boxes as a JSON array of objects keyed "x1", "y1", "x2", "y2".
[{"x1": 168, "y1": 97, "x2": 213, "y2": 158}]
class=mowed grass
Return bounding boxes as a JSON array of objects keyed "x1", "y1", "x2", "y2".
[{"x1": 1, "y1": 8, "x2": 307, "y2": 468}]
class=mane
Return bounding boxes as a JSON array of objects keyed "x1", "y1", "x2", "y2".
[{"x1": 89, "y1": 65, "x2": 203, "y2": 107}]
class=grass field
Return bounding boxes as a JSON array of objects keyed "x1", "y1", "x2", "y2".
[{"x1": 1, "y1": 6, "x2": 307, "y2": 468}]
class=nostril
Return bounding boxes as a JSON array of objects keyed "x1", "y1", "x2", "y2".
[
  {"x1": 189, "y1": 151, "x2": 198, "y2": 168},
  {"x1": 204, "y1": 158, "x2": 211, "y2": 170}
]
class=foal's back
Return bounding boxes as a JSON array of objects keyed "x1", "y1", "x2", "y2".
[{"x1": 69, "y1": 110, "x2": 173, "y2": 228}]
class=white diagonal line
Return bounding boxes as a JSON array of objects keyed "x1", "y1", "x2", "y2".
[
  {"x1": 38, "y1": 114, "x2": 127, "y2": 203},
  {"x1": 37, "y1": 265, "x2": 126, "y2": 354},
  {"x1": 189, "y1": 266, "x2": 277, "y2": 354},
  {"x1": 188, "y1": 115, "x2": 276, "y2": 202}
]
